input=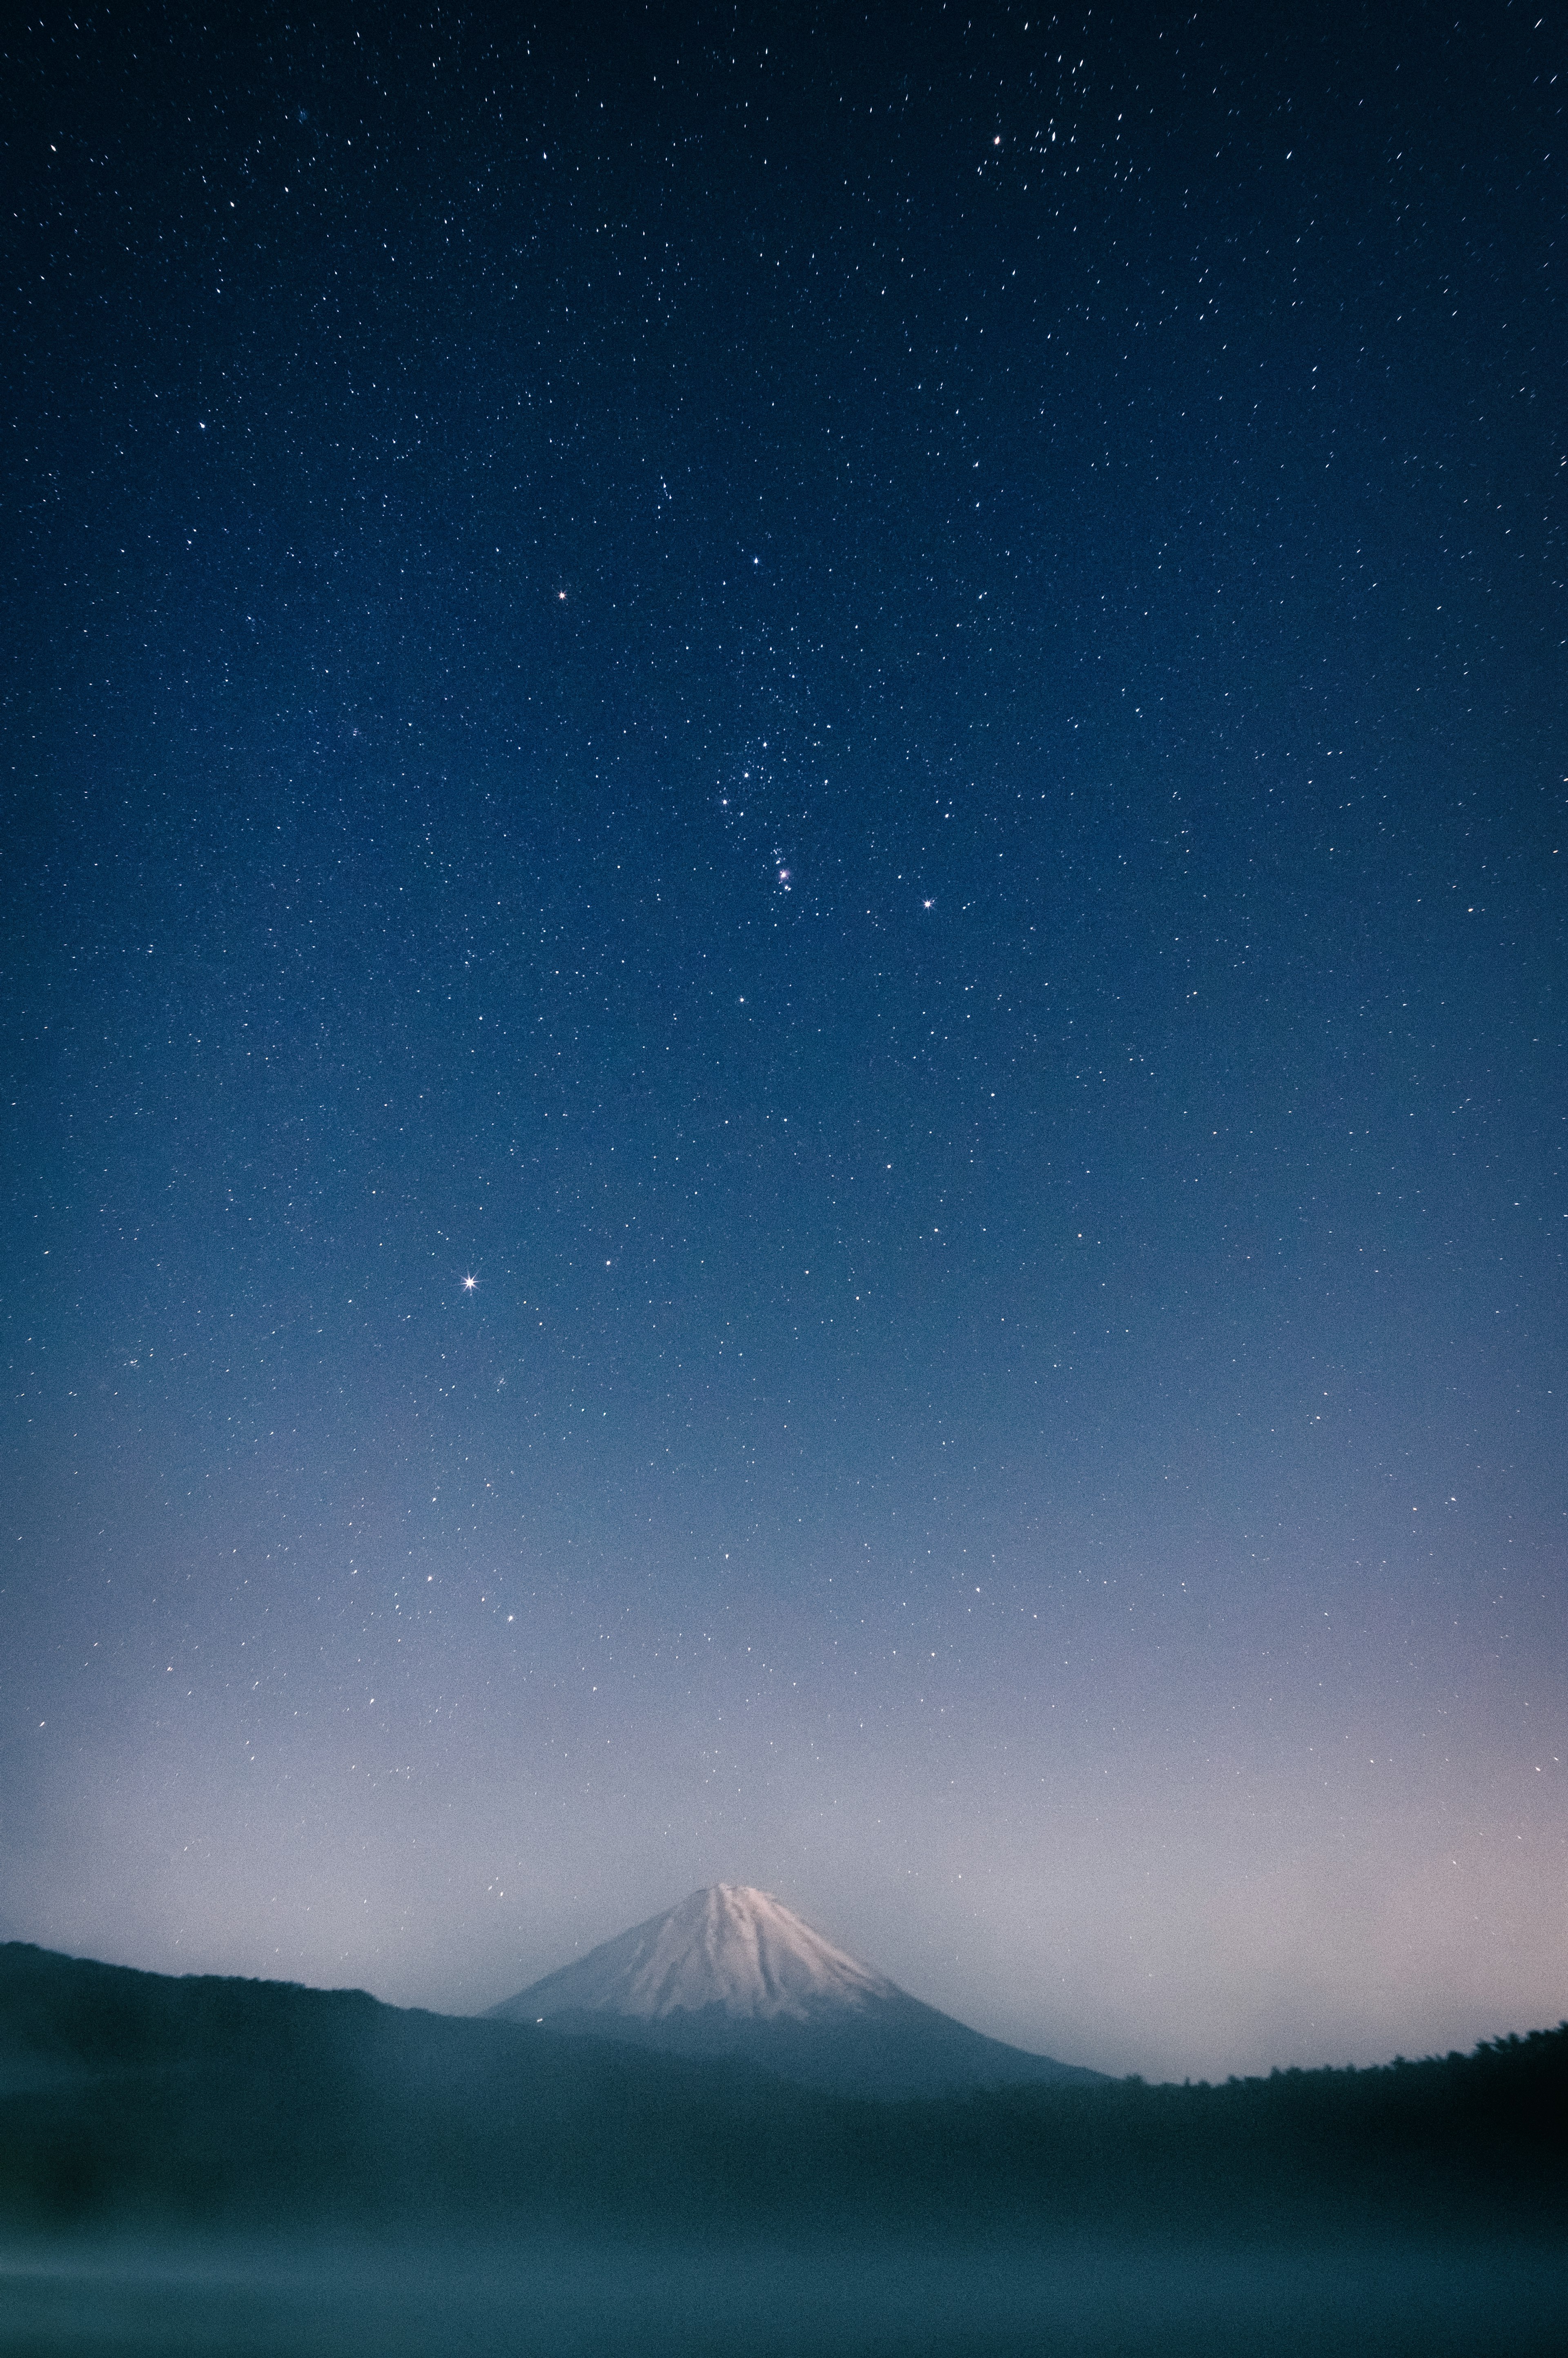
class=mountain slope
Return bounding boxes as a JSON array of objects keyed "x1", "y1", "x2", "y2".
[
  {"x1": 488, "y1": 1884, "x2": 1104, "y2": 2096},
  {"x1": 496, "y1": 1885, "x2": 897, "y2": 2023}
]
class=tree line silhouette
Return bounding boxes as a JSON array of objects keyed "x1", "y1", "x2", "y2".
[{"x1": 2, "y1": 1942, "x2": 1562, "y2": 2242}]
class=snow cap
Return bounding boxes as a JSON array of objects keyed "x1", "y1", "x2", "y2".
[{"x1": 514, "y1": 1882, "x2": 900, "y2": 2023}]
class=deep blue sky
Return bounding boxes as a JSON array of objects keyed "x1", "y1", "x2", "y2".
[{"x1": 3, "y1": 2, "x2": 1563, "y2": 2078}]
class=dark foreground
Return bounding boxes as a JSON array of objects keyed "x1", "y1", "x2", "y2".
[
  {"x1": 2, "y1": 1944, "x2": 1564, "y2": 2353},
  {"x1": 4, "y1": 2233, "x2": 1567, "y2": 2358}
]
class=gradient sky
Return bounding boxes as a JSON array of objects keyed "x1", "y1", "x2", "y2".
[{"x1": 3, "y1": 2, "x2": 1563, "y2": 2083}]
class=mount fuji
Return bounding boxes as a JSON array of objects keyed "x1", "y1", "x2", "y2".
[{"x1": 488, "y1": 1884, "x2": 1102, "y2": 2098}]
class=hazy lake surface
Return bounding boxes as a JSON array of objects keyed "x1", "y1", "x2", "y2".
[{"x1": 3, "y1": 2236, "x2": 1564, "y2": 2356}]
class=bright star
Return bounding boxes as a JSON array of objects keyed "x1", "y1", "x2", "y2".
[{"x1": 462, "y1": 1274, "x2": 478, "y2": 1293}]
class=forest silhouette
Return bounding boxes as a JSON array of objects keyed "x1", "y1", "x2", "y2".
[{"x1": 3, "y1": 1942, "x2": 1563, "y2": 2244}]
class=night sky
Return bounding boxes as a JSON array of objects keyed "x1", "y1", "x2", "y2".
[{"x1": 3, "y1": 3, "x2": 1563, "y2": 2082}]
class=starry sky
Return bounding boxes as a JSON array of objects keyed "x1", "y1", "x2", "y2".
[{"x1": 2, "y1": 3, "x2": 1564, "y2": 2082}]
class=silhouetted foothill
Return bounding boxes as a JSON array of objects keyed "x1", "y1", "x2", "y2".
[{"x1": 2, "y1": 1942, "x2": 1565, "y2": 2246}]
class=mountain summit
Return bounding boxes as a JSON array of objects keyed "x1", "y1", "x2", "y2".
[
  {"x1": 488, "y1": 1884, "x2": 1103, "y2": 2097},
  {"x1": 499, "y1": 1884, "x2": 896, "y2": 2026}
]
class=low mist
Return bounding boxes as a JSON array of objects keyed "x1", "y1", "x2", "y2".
[{"x1": 5, "y1": 2233, "x2": 1567, "y2": 2358}]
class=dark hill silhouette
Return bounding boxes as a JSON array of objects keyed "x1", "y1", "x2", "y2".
[{"x1": 2, "y1": 1941, "x2": 1565, "y2": 2246}]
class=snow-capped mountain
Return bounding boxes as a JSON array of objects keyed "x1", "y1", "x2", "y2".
[
  {"x1": 497, "y1": 1884, "x2": 897, "y2": 2025},
  {"x1": 488, "y1": 1884, "x2": 1102, "y2": 2097}
]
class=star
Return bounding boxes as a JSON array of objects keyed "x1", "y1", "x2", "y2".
[{"x1": 462, "y1": 1274, "x2": 478, "y2": 1294}]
